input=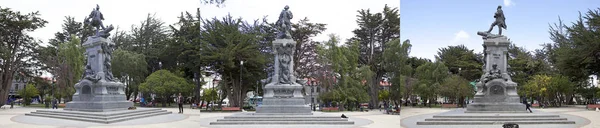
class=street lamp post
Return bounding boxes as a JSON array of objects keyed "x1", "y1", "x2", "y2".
[
  {"x1": 591, "y1": 76, "x2": 596, "y2": 104},
  {"x1": 311, "y1": 81, "x2": 315, "y2": 111},
  {"x1": 239, "y1": 60, "x2": 244, "y2": 108},
  {"x1": 213, "y1": 77, "x2": 218, "y2": 109},
  {"x1": 194, "y1": 72, "x2": 200, "y2": 106}
]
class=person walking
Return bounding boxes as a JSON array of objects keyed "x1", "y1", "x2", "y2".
[
  {"x1": 523, "y1": 99, "x2": 532, "y2": 113},
  {"x1": 52, "y1": 98, "x2": 58, "y2": 109},
  {"x1": 177, "y1": 93, "x2": 183, "y2": 114}
]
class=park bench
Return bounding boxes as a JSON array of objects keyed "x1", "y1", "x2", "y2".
[
  {"x1": 586, "y1": 104, "x2": 600, "y2": 110},
  {"x1": 441, "y1": 104, "x2": 458, "y2": 108},
  {"x1": 321, "y1": 107, "x2": 339, "y2": 112},
  {"x1": 221, "y1": 107, "x2": 241, "y2": 111},
  {"x1": 532, "y1": 104, "x2": 540, "y2": 107},
  {"x1": 58, "y1": 103, "x2": 66, "y2": 108}
]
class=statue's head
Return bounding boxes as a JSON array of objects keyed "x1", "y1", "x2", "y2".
[
  {"x1": 492, "y1": 64, "x2": 498, "y2": 69},
  {"x1": 96, "y1": 4, "x2": 100, "y2": 10},
  {"x1": 497, "y1": 5, "x2": 502, "y2": 9},
  {"x1": 284, "y1": 5, "x2": 289, "y2": 10}
]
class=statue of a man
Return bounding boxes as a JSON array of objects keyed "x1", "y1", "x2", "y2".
[
  {"x1": 486, "y1": 5, "x2": 507, "y2": 35},
  {"x1": 276, "y1": 5, "x2": 293, "y2": 39},
  {"x1": 82, "y1": 65, "x2": 100, "y2": 82},
  {"x1": 482, "y1": 64, "x2": 506, "y2": 83},
  {"x1": 85, "y1": 4, "x2": 105, "y2": 33}
]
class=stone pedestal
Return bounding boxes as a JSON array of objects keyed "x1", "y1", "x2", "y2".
[
  {"x1": 255, "y1": 39, "x2": 311, "y2": 114},
  {"x1": 257, "y1": 84, "x2": 311, "y2": 113},
  {"x1": 65, "y1": 37, "x2": 133, "y2": 112},
  {"x1": 466, "y1": 36, "x2": 526, "y2": 112}
]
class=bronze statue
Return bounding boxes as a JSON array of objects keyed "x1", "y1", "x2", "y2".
[
  {"x1": 277, "y1": 43, "x2": 294, "y2": 84},
  {"x1": 486, "y1": 5, "x2": 507, "y2": 35},
  {"x1": 481, "y1": 64, "x2": 507, "y2": 83},
  {"x1": 82, "y1": 65, "x2": 100, "y2": 82},
  {"x1": 84, "y1": 4, "x2": 113, "y2": 38},
  {"x1": 276, "y1": 5, "x2": 293, "y2": 39}
]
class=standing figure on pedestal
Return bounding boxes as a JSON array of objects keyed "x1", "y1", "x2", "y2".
[
  {"x1": 86, "y1": 5, "x2": 105, "y2": 35},
  {"x1": 84, "y1": 4, "x2": 114, "y2": 38},
  {"x1": 486, "y1": 5, "x2": 507, "y2": 35},
  {"x1": 276, "y1": 5, "x2": 293, "y2": 39}
]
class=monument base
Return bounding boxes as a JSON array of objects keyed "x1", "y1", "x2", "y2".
[
  {"x1": 256, "y1": 97, "x2": 311, "y2": 113},
  {"x1": 25, "y1": 108, "x2": 171, "y2": 124},
  {"x1": 256, "y1": 83, "x2": 311, "y2": 113},
  {"x1": 467, "y1": 79, "x2": 526, "y2": 113},
  {"x1": 466, "y1": 103, "x2": 526, "y2": 112},
  {"x1": 65, "y1": 100, "x2": 133, "y2": 112},
  {"x1": 65, "y1": 79, "x2": 132, "y2": 112}
]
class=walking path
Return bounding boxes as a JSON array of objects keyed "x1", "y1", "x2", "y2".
[
  {"x1": 0, "y1": 106, "x2": 400, "y2": 128},
  {"x1": 400, "y1": 106, "x2": 598, "y2": 128}
]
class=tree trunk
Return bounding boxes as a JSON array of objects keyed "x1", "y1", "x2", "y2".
[
  {"x1": 0, "y1": 72, "x2": 15, "y2": 106},
  {"x1": 133, "y1": 90, "x2": 139, "y2": 104},
  {"x1": 162, "y1": 95, "x2": 167, "y2": 107},
  {"x1": 369, "y1": 73, "x2": 382, "y2": 109}
]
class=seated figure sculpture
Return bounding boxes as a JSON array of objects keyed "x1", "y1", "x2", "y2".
[{"x1": 481, "y1": 64, "x2": 507, "y2": 83}]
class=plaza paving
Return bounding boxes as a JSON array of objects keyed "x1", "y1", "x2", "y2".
[
  {"x1": 0, "y1": 105, "x2": 400, "y2": 128},
  {"x1": 400, "y1": 106, "x2": 599, "y2": 128}
]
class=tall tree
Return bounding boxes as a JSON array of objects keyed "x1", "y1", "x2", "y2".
[
  {"x1": 112, "y1": 49, "x2": 148, "y2": 100},
  {"x1": 439, "y1": 75, "x2": 473, "y2": 106},
  {"x1": 129, "y1": 14, "x2": 170, "y2": 73},
  {"x1": 507, "y1": 44, "x2": 537, "y2": 85},
  {"x1": 548, "y1": 8, "x2": 600, "y2": 104},
  {"x1": 383, "y1": 39, "x2": 411, "y2": 106},
  {"x1": 139, "y1": 70, "x2": 193, "y2": 107},
  {"x1": 290, "y1": 17, "x2": 327, "y2": 78},
  {"x1": 350, "y1": 4, "x2": 400, "y2": 108},
  {"x1": 182, "y1": 15, "x2": 271, "y2": 107},
  {"x1": 317, "y1": 35, "x2": 369, "y2": 111},
  {"x1": 55, "y1": 36, "x2": 84, "y2": 101},
  {"x1": 435, "y1": 45, "x2": 483, "y2": 81},
  {"x1": 414, "y1": 61, "x2": 449, "y2": 107},
  {"x1": 0, "y1": 7, "x2": 48, "y2": 105}
]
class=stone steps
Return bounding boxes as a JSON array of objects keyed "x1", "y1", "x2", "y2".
[
  {"x1": 210, "y1": 121, "x2": 355, "y2": 125},
  {"x1": 217, "y1": 118, "x2": 349, "y2": 121},
  {"x1": 417, "y1": 121, "x2": 576, "y2": 125},
  {"x1": 210, "y1": 113, "x2": 354, "y2": 125},
  {"x1": 418, "y1": 114, "x2": 575, "y2": 125},
  {"x1": 433, "y1": 115, "x2": 559, "y2": 118},
  {"x1": 246, "y1": 113, "x2": 313, "y2": 115},
  {"x1": 25, "y1": 108, "x2": 171, "y2": 123},
  {"x1": 425, "y1": 118, "x2": 568, "y2": 121},
  {"x1": 224, "y1": 115, "x2": 341, "y2": 118}
]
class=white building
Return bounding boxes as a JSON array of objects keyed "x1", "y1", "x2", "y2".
[{"x1": 197, "y1": 71, "x2": 229, "y2": 106}]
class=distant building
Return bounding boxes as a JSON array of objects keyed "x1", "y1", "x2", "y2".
[
  {"x1": 9, "y1": 79, "x2": 27, "y2": 97},
  {"x1": 303, "y1": 78, "x2": 320, "y2": 105},
  {"x1": 9, "y1": 75, "x2": 52, "y2": 98}
]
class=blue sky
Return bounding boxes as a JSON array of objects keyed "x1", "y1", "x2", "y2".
[{"x1": 401, "y1": 0, "x2": 599, "y2": 61}]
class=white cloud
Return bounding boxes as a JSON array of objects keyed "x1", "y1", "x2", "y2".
[
  {"x1": 503, "y1": 0, "x2": 515, "y2": 7},
  {"x1": 451, "y1": 30, "x2": 470, "y2": 45}
]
